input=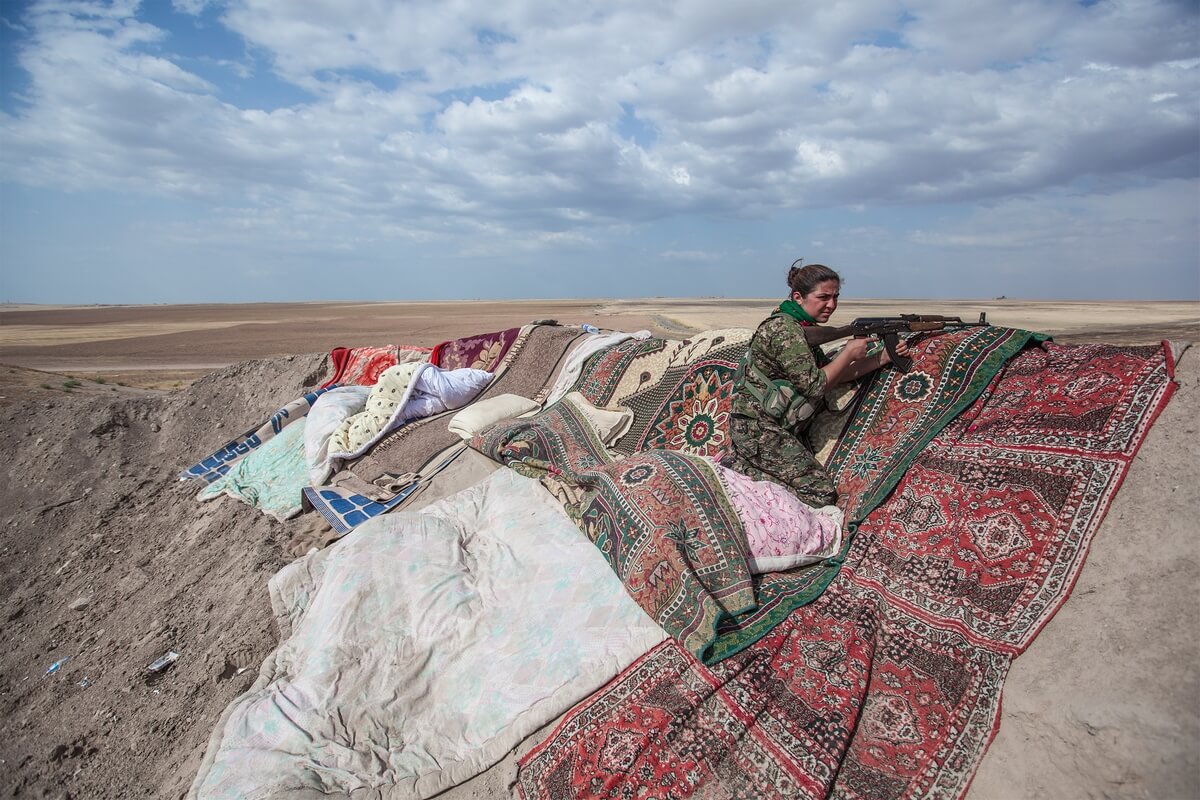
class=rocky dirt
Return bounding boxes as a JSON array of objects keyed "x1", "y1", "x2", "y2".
[{"x1": 0, "y1": 354, "x2": 329, "y2": 799}]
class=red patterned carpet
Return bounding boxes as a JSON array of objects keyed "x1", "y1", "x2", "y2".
[{"x1": 516, "y1": 341, "x2": 1176, "y2": 800}]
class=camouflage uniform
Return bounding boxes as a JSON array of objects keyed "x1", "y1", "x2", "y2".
[{"x1": 728, "y1": 313, "x2": 837, "y2": 507}]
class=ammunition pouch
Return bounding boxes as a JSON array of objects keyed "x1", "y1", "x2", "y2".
[{"x1": 741, "y1": 362, "x2": 817, "y2": 430}]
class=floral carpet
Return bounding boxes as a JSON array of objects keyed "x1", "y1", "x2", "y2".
[
  {"x1": 480, "y1": 327, "x2": 1034, "y2": 664},
  {"x1": 515, "y1": 340, "x2": 1176, "y2": 799}
]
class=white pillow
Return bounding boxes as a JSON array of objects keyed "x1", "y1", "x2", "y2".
[
  {"x1": 448, "y1": 394, "x2": 542, "y2": 440},
  {"x1": 562, "y1": 392, "x2": 634, "y2": 446}
]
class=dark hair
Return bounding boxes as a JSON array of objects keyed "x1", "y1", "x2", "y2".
[{"x1": 786, "y1": 259, "x2": 841, "y2": 297}]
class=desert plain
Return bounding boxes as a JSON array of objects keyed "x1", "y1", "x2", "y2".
[{"x1": 0, "y1": 298, "x2": 1197, "y2": 799}]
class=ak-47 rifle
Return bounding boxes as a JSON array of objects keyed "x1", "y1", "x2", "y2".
[{"x1": 802, "y1": 313, "x2": 989, "y2": 373}]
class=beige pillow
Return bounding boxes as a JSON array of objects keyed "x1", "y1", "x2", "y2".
[
  {"x1": 448, "y1": 394, "x2": 542, "y2": 440},
  {"x1": 562, "y1": 392, "x2": 634, "y2": 446}
]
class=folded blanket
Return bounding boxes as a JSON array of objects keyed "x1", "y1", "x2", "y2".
[
  {"x1": 430, "y1": 326, "x2": 522, "y2": 371},
  {"x1": 304, "y1": 386, "x2": 372, "y2": 485},
  {"x1": 320, "y1": 345, "x2": 431, "y2": 389},
  {"x1": 326, "y1": 362, "x2": 492, "y2": 466},
  {"x1": 544, "y1": 329, "x2": 651, "y2": 405},
  {"x1": 561, "y1": 392, "x2": 634, "y2": 445},
  {"x1": 447, "y1": 393, "x2": 541, "y2": 441},
  {"x1": 190, "y1": 469, "x2": 666, "y2": 800},
  {"x1": 707, "y1": 458, "x2": 844, "y2": 573},
  {"x1": 570, "y1": 328, "x2": 754, "y2": 459}
]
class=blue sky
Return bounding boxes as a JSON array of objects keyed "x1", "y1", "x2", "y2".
[{"x1": 1, "y1": 0, "x2": 1196, "y2": 303}]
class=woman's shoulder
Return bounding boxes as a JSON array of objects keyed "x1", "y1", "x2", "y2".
[
  {"x1": 752, "y1": 314, "x2": 813, "y2": 363},
  {"x1": 755, "y1": 312, "x2": 804, "y2": 342}
]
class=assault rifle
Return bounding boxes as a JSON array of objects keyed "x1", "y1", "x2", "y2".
[{"x1": 802, "y1": 313, "x2": 989, "y2": 373}]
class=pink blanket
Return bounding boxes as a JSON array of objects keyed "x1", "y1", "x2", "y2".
[{"x1": 708, "y1": 458, "x2": 843, "y2": 573}]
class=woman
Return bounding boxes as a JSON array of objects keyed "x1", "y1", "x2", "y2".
[{"x1": 728, "y1": 261, "x2": 908, "y2": 506}]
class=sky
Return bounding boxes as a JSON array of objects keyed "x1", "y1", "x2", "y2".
[{"x1": 0, "y1": 0, "x2": 1197, "y2": 304}]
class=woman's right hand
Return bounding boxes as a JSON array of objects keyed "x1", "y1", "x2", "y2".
[
  {"x1": 823, "y1": 337, "x2": 875, "y2": 388},
  {"x1": 838, "y1": 337, "x2": 872, "y2": 362}
]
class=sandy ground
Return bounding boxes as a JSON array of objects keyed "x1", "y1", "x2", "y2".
[
  {"x1": 0, "y1": 300, "x2": 1196, "y2": 799},
  {"x1": 4, "y1": 299, "x2": 1196, "y2": 386}
]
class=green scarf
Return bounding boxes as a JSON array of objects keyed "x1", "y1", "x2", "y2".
[{"x1": 777, "y1": 298, "x2": 817, "y2": 325}]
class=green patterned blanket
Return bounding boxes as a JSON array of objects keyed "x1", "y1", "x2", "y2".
[
  {"x1": 474, "y1": 398, "x2": 754, "y2": 661},
  {"x1": 476, "y1": 325, "x2": 1038, "y2": 662}
]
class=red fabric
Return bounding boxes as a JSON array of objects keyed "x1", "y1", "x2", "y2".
[
  {"x1": 320, "y1": 347, "x2": 352, "y2": 389},
  {"x1": 516, "y1": 341, "x2": 1176, "y2": 800},
  {"x1": 428, "y1": 340, "x2": 447, "y2": 368},
  {"x1": 320, "y1": 344, "x2": 431, "y2": 388}
]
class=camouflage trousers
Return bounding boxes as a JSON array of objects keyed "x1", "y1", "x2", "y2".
[{"x1": 727, "y1": 414, "x2": 837, "y2": 508}]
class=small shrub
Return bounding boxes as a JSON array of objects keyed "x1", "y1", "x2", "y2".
[
  {"x1": 94, "y1": 377, "x2": 106, "y2": 385},
  {"x1": 62, "y1": 379, "x2": 81, "y2": 389}
]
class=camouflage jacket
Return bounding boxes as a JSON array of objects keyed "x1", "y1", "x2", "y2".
[{"x1": 731, "y1": 313, "x2": 829, "y2": 429}]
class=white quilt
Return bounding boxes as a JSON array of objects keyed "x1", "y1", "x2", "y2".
[
  {"x1": 190, "y1": 469, "x2": 666, "y2": 799},
  {"x1": 325, "y1": 362, "x2": 493, "y2": 469}
]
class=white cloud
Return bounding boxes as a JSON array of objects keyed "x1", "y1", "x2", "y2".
[
  {"x1": 171, "y1": 0, "x2": 215, "y2": 15},
  {"x1": 0, "y1": 0, "x2": 1195, "y2": 299}
]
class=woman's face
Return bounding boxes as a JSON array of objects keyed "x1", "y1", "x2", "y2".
[{"x1": 794, "y1": 279, "x2": 840, "y2": 323}]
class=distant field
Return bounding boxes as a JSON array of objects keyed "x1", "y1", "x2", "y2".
[{"x1": 2, "y1": 299, "x2": 1197, "y2": 388}]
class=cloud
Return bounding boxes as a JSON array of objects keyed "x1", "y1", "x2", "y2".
[
  {"x1": 4, "y1": 2, "x2": 1196, "y2": 214},
  {"x1": 171, "y1": 0, "x2": 215, "y2": 15},
  {"x1": 0, "y1": 0, "x2": 1195, "y2": 302}
]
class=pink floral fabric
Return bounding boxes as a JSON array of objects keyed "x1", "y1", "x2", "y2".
[
  {"x1": 707, "y1": 459, "x2": 843, "y2": 573},
  {"x1": 322, "y1": 345, "x2": 431, "y2": 388}
]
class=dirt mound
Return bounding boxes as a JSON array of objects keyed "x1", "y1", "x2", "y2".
[{"x1": 0, "y1": 353, "x2": 327, "y2": 799}]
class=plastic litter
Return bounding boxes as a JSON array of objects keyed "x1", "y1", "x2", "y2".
[
  {"x1": 44, "y1": 656, "x2": 70, "y2": 676},
  {"x1": 581, "y1": 324, "x2": 600, "y2": 334},
  {"x1": 147, "y1": 651, "x2": 180, "y2": 673}
]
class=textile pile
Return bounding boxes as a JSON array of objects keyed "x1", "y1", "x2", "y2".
[
  {"x1": 178, "y1": 319, "x2": 1176, "y2": 800},
  {"x1": 515, "y1": 340, "x2": 1176, "y2": 800},
  {"x1": 191, "y1": 469, "x2": 666, "y2": 799}
]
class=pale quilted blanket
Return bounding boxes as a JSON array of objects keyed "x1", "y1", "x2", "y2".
[
  {"x1": 326, "y1": 362, "x2": 492, "y2": 465},
  {"x1": 303, "y1": 386, "x2": 371, "y2": 486},
  {"x1": 189, "y1": 469, "x2": 666, "y2": 799}
]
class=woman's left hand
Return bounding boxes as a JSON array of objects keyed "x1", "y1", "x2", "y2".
[{"x1": 879, "y1": 338, "x2": 910, "y2": 366}]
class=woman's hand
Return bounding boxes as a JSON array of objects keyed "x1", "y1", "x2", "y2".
[
  {"x1": 825, "y1": 336, "x2": 911, "y2": 387},
  {"x1": 838, "y1": 337, "x2": 872, "y2": 363},
  {"x1": 821, "y1": 337, "x2": 871, "y2": 387},
  {"x1": 878, "y1": 338, "x2": 910, "y2": 366}
]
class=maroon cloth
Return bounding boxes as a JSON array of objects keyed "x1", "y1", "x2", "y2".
[{"x1": 430, "y1": 327, "x2": 522, "y2": 371}]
